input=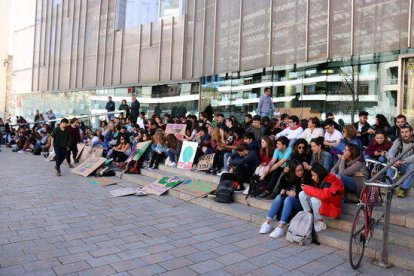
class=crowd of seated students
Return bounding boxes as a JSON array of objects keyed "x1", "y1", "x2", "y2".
[{"x1": 2, "y1": 109, "x2": 414, "y2": 232}]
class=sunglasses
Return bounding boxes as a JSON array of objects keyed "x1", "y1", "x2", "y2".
[{"x1": 297, "y1": 146, "x2": 305, "y2": 149}]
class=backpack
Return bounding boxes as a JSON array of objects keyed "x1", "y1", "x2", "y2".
[
  {"x1": 286, "y1": 211, "x2": 313, "y2": 246},
  {"x1": 246, "y1": 174, "x2": 267, "y2": 199},
  {"x1": 214, "y1": 180, "x2": 234, "y2": 204},
  {"x1": 126, "y1": 160, "x2": 141, "y2": 174}
]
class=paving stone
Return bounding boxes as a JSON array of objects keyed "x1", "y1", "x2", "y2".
[
  {"x1": 86, "y1": 254, "x2": 122, "y2": 268},
  {"x1": 158, "y1": 267, "x2": 198, "y2": 276},
  {"x1": 140, "y1": 252, "x2": 175, "y2": 264},
  {"x1": 117, "y1": 248, "x2": 150, "y2": 260},
  {"x1": 53, "y1": 261, "x2": 92, "y2": 275},
  {"x1": 128, "y1": 264, "x2": 166, "y2": 276},
  {"x1": 223, "y1": 261, "x2": 259, "y2": 275},
  {"x1": 186, "y1": 250, "x2": 220, "y2": 263},
  {"x1": 0, "y1": 253, "x2": 37, "y2": 267},
  {"x1": 158, "y1": 257, "x2": 194, "y2": 271},
  {"x1": 189, "y1": 259, "x2": 225, "y2": 274},
  {"x1": 22, "y1": 258, "x2": 61, "y2": 272},
  {"x1": 77, "y1": 265, "x2": 117, "y2": 276},
  {"x1": 110, "y1": 258, "x2": 147, "y2": 272},
  {"x1": 89, "y1": 246, "x2": 122, "y2": 258},
  {"x1": 252, "y1": 264, "x2": 289, "y2": 275},
  {"x1": 58, "y1": 252, "x2": 93, "y2": 264},
  {"x1": 215, "y1": 252, "x2": 249, "y2": 266}
]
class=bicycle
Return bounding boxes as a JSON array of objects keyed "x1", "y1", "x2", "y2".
[{"x1": 349, "y1": 159, "x2": 398, "y2": 269}]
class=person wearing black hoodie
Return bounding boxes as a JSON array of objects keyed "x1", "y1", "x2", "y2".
[{"x1": 227, "y1": 142, "x2": 260, "y2": 191}]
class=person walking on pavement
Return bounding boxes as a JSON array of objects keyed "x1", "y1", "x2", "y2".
[
  {"x1": 106, "y1": 96, "x2": 115, "y2": 121},
  {"x1": 66, "y1": 118, "x2": 81, "y2": 167},
  {"x1": 130, "y1": 95, "x2": 140, "y2": 123},
  {"x1": 51, "y1": 118, "x2": 71, "y2": 176},
  {"x1": 256, "y1": 87, "x2": 276, "y2": 118}
]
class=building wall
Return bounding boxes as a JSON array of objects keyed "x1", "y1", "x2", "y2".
[
  {"x1": 30, "y1": 0, "x2": 413, "y2": 94},
  {"x1": 0, "y1": 0, "x2": 10, "y2": 116},
  {"x1": 12, "y1": 0, "x2": 36, "y2": 96}
]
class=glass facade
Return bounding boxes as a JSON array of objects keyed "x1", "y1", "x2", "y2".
[
  {"x1": 12, "y1": 81, "x2": 199, "y2": 122},
  {"x1": 200, "y1": 50, "x2": 413, "y2": 125}
]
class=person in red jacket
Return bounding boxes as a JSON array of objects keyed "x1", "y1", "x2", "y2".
[{"x1": 299, "y1": 163, "x2": 344, "y2": 232}]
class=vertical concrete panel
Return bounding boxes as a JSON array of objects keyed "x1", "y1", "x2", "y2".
[
  {"x1": 160, "y1": 18, "x2": 172, "y2": 81},
  {"x1": 272, "y1": 0, "x2": 306, "y2": 66},
  {"x1": 240, "y1": 0, "x2": 269, "y2": 71},
  {"x1": 83, "y1": 0, "x2": 99, "y2": 88},
  {"x1": 121, "y1": 27, "x2": 140, "y2": 84},
  {"x1": 184, "y1": 0, "x2": 195, "y2": 79}
]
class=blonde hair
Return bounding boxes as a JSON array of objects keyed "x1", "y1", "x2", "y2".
[
  {"x1": 153, "y1": 131, "x2": 166, "y2": 145},
  {"x1": 210, "y1": 128, "x2": 221, "y2": 143}
]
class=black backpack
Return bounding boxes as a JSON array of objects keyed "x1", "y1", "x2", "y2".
[
  {"x1": 214, "y1": 180, "x2": 234, "y2": 203},
  {"x1": 246, "y1": 174, "x2": 267, "y2": 199}
]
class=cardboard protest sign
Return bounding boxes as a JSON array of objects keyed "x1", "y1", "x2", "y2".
[
  {"x1": 87, "y1": 177, "x2": 118, "y2": 186},
  {"x1": 177, "y1": 141, "x2": 198, "y2": 170},
  {"x1": 128, "y1": 141, "x2": 151, "y2": 162},
  {"x1": 110, "y1": 187, "x2": 139, "y2": 197},
  {"x1": 196, "y1": 153, "x2": 215, "y2": 171},
  {"x1": 165, "y1": 124, "x2": 186, "y2": 140},
  {"x1": 143, "y1": 176, "x2": 184, "y2": 196},
  {"x1": 79, "y1": 145, "x2": 93, "y2": 162},
  {"x1": 76, "y1": 143, "x2": 85, "y2": 159},
  {"x1": 71, "y1": 157, "x2": 106, "y2": 177},
  {"x1": 91, "y1": 147, "x2": 104, "y2": 158},
  {"x1": 174, "y1": 179, "x2": 217, "y2": 198}
]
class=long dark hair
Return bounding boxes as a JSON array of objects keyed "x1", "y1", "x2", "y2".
[
  {"x1": 288, "y1": 160, "x2": 304, "y2": 185},
  {"x1": 311, "y1": 163, "x2": 328, "y2": 186}
]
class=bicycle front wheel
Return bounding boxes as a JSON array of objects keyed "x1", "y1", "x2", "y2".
[{"x1": 349, "y1": 205, "x2": 367, "y2": 269}]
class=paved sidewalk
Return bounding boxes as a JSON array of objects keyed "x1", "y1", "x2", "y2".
[{"x1": 0, "y1": 149, "x2": 410, "y2": 275}]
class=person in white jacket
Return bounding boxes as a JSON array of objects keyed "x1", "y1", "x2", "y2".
[
  {"x1": 276, "y1": 115, "x2": 303, "y2": 145},
  {"x1": 298, "y1": 117, "x2": 324, "y2": 143}
]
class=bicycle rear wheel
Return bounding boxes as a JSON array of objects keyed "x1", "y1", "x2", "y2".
[{"x1": 349, "y1": 205, "x2": 367, "y2": 269}]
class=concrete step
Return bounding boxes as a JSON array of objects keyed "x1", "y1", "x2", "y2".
[
  {"x1": 158, "y1": 164, "x2": 220, "y2": 183},
  {"x1": 318, "y1": 228, "x2": 414, "y2": 272},
  {"x1": 117, "y1": 171, "x2": 414, "y2": 271},
  {"x1": 326, "y1": 213, "x2": 414, "y2": 250},
  {"x1": 342, "y1": 203, "x2": 414, "y2": 229}
]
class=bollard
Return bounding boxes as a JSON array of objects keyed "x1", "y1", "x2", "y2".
[{"x1": 373, "y1": 188, "x2": 393, "y2": 269}]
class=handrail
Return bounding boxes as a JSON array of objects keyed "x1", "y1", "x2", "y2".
[
  {"x1": 367, "y1": 143, "x2": 414, "y2": 183},
  {"x1": 393, "y1": 166, "x2": 414, "y2": 188},
  {"x1": 367, "y1": 142, "x2": 414, "y2": 269},
  {"x1": 10, "y1": 110, "x2": 126, "y2": 128}
]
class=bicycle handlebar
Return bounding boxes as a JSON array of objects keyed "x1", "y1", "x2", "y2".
[
  {"x1": 364, "y1": 182, "x2": 393, "y2": 189},
  {"x1": 365, "y1": 159, "x2": 398, "y2": 180}
]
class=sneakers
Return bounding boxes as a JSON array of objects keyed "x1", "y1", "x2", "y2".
[
  {"x1": 68, "y1": 163, "x2": 74, "y2": 168},
  {"x1": 269, "y1": 226, "x2": 285, "y2": 238},
  {"x1": 397, "y1": 188, "x2": 408, "y2": 198},
  {"x1": 243, "y1": 186, "x2": 250, "y2": 195},
  {"x1": 314, "y1": 220, "x2": 327, "y2": 232},
  {"x1": 259, "y1": 223, "x2": 271, "y2": 234},
  {"x1": 216, "y1": 170, "x2": 227, "y2": 176},
  {"x1": 169, "y1": 162, "x2": 177, "y2": 167}
]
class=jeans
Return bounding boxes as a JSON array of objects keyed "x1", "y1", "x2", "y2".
[
  {"x1": 54, "y1": 146, "x2": 67, "y2": 172},
  {"x1": 299, "y1": 191, "x2": 322, "y2": 221},
  {"x1": 267, "y1": 194, "x2": 302, "y2": 224},
  {"x1": 107, "y1": 114, "x2": 115, "y2": 121},
  {"x1": 388, "y1": 163, "x2": 414, "y2": 190},
  {"x1": 222, "y1": 150, "x2": 237, "y2": 172},
  {"x1": 340, "y1": 175, "x2": 357, "y2": 194},
  {"x1": 165, "y1": 148, "x2": 177, "y2": 163}
]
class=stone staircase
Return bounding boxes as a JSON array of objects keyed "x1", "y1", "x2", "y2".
[{"x1": 118, "y1": 164, "x2": 414, "y2": 272}]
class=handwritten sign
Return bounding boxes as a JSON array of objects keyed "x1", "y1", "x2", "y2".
[
  {"x1": 71, "y1": 157, "x2": 106, "y2": 177},
  {"x1": 174, "y1": 179, "x2": 217, "y2": 198},
  {"x1": 196, "y1": 154, "x2": 215, "y2": 171},
  {"x1": 165, "y1": 124, "x2": 186, "y2": 140},
  {"x1": 177, "y1": 141, "x2": 198, "y2": 170},
  {"x1": 111, "y1": 187, "x2": 142, "y2": 197},
  {"x1": 142, "y1": 176, "x2": 184, "y2": 196},
  {"x1": 132, "y1": 141, "x2": 152, "y2": 161}
]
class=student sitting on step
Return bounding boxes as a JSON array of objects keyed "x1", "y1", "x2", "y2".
[
  {"x1": 259, "y1": 161, "x2": 304, "y2": 238},
  {"x1": 299, "y1": 163, "x2": 344, "y2": 232},
  {"x1": 224, "y1": 142, "x2": 260, "y2": 192}
]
